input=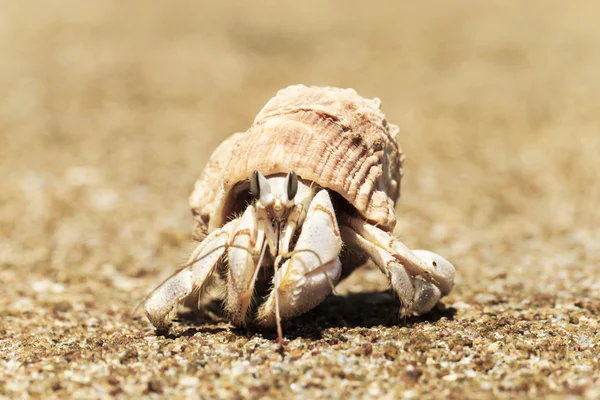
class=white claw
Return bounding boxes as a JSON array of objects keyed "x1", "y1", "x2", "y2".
[{"x1": 257, "y1": 189, "x2": 342, "y2": 327}]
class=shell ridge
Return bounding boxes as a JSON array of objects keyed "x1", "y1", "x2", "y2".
[
  {"x1": 318, "y1": 120, "x2": 348, "y2": 186},
  {"x1": 353, "y1": 153, "x2": 381, "y2": 209},
  {"x1": 346, "y1": 145, "x2": 369, "y2": 197},
  {"x1": 194, "y1": 85, "x2": 403, "y2": 232},
  {"x1": 359, "y1": 164, "x2": 384, "y2": 221},
  {"x1": 332, "y1": 138, "x2": 360, "y2": 193}
]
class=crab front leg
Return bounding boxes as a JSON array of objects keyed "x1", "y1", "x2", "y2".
[
  {"x1": 226, "y1": 205, "x2": 265, "y2": 326},
  {"x1": 257, "y1": 189, "x2": 342, "y2": 328},
  {"x1": 144, "y1": 206, "x2": 260, "y2": 330},
  {"x1": 341, "y1": 216, "x2": 455, "y2": 315}
]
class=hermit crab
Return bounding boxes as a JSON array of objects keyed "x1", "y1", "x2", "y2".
[{"x1": 143, "y1": 85, "x2": 456, "y2": 341}]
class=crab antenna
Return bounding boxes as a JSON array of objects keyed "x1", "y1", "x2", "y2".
[
  {"x1": 273, "y1": 254, "x2": 285, "y2": 353},
  {"x1": 249, "y1": 240, "x2": 269, "y2": 298},
  {"x1": 256, "y1": 240, "x2": 269, "y2": 277}
]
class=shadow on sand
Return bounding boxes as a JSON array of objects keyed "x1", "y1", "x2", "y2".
[{"x1": 158, "y1": 291, "x2": 456, "y2": 341}]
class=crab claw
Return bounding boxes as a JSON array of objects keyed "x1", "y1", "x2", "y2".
[{"x1": 257, "y1": 189, "x2": 342, "y2": 327}]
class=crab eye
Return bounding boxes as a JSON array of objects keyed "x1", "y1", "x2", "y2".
[
  {"x1": 285, "y1": 171, "x2": 298, "y2": 200},
  {"x1": 250, "y1": 170, "x2": 261, "y2": 199}
]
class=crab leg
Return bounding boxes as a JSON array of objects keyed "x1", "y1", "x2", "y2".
[
  {"x1": 257, "y1": 189, "x2": 342, "y2": 328},
  {"x1": 341, "y1": 216, "x2": 455, "y2": 315},
  {"x1": 144, "y1": 211, "x2": 249, "y2": 330},
  {"x1": 226, "y1": 205, "x2": 265, "y2": 326},
  {"x1": 340, "y1": 226, "x2": 416, "y2": 308}
]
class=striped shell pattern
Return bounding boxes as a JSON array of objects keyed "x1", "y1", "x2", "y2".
[{"x1": 189, "y1": 85, "x2": 404, "y2": 238}]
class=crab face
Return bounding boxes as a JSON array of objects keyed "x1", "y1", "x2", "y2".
[{"x1": 250, "y1": 171, "x2": 315, "y2": 257}]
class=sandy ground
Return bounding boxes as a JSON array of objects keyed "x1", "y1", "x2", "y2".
[{"x1": 1, "y1": 1, "x2": 599, "y2": 398}]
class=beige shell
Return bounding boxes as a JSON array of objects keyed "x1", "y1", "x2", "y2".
[{"x1": 189, "y1": 85, "x2": 404, "y2": 239}]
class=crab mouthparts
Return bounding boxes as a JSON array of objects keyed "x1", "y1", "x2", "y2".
[{"x1": 267, "y1": 202, "x2": 293, "y2": 222}]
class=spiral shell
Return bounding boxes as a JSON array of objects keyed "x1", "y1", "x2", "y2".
[{"x1": 189, "y1": 85, "x2": 404, "y2": 238}]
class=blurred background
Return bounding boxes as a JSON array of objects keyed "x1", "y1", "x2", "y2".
[
  {"x1": 2, "y1": 0, "x2": 599, "y2": 295},
  {"x1": 2, "y1": 0, "x2": 600, "y2": 396},
  {"x1": 2, "y1": 0, "x2": 600, "y2": 314}
]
